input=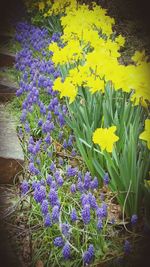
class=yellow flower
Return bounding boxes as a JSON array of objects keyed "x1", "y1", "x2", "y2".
[
  {"x1": 38, "y1": 1, "x2": 45, "y2": 11},
  {"x1": 53, "y1": 77, "x2": 77, "y2": 103},
  {"x1": 60, "y1": 78, "x2": 77, "y2": 103},
  {"x1": 115, "y1": 34, "x2": 125, "y2": 47},
  {"x1": 132, "y1": 50, "x2": 149, "y2": 65},
  {"x1": 86, "y1": 76, "x2": 105, "y2": 93},
  {"x1": 139, "y1": 119, "x2": 150, "y2": 149},
  {"x1": 93, "y1": 126, "x2": 119, "y2": 153},
  {"x1": 53, "y1": 77, "x2": 63, "y2": 92}
]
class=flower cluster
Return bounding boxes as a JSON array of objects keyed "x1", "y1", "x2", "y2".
[{"x1": 44, "y1": 0, "x2": 150, "y2": 107}]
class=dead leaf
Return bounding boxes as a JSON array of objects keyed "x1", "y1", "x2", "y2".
[{"x1": 36, "y1": 260, "x2": 44, "y2": 267}]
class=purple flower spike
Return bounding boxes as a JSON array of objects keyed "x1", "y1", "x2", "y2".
[
  {"x1": 44, "y1": 213, "x2": 52, "y2": 227},
  {"x1": 54, "y1": 237, "x2": 64, "y2": 247},
  {"x1": 103, "y1": 172, "x2": 110, "y2": 186},
  {"x1": 50, "y1": 162, "x2": 56, "y2": 172},
  {"x1": 62, "y1": 243, "x2": 70, "y2": 259},
  {"x1": 46, "y1": 175, "x2": 52, "y2": 186},
  {"x1": 97, "y1": 219, "x2": 103, "y2": 231},
  {"x1": 70, "y1": 208, "x2": 78, "y2": 222},
  {"x1": 90, "y1": 177, "x2": 99, "y2": 190},
  {"x1": 21, "y1": 180, "x2": 29, "y2": 195},
  {"x1": 84, "y1": 172, "x2": 92, "y2": 190},
  {"x1": 131, "y1": 214, "x2": 138, "y2": 225},
  {"x1": 41, "y1": 199, "x2": 49, "y2": 215},
  {"x1": 67, "y1": 166, "x2": 77, "y2": 177},
  {"x1": 88, "y1": 193, "x2": 97, "y2": 209},
  {"x1": 70, "y1": 184, "x2": 76, "y2": 193},
  {"x1": 61, "y1": 223, "x2": 70, "y2": 237},
  {"x1": 52, "y1": 205, "x2": 60, "y2": 223},
  {"x1": 81, "y1": 204, "x2": 91, "y2": 224},
  {"x1": 124, "y1": 240, "x2": 131, "y2": 254},
  {"x1": 49, "y1": 188, "x2": 58, "y2": 207},
  {"x1": 83, "y1": 244, "x2": 94, "y2": 265}
]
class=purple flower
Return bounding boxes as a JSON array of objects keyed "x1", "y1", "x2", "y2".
[
  {"x1": 97, "y1": 219, "x2": 103, "y2": 230},
  {"x1": 44, "y1": 134, "x2": 51, "y2": 144},
  {"x1": 29, "y1": 162, "x2": 40, "y2": 175},
  {"x1": 78, "y1": 171, "x2": 82, "y2": 179},
  {"x1": 32, "y1": 180, "x2": 37, "y2": 190},
  {"x1": 90, "y1": 177, "x2": 99, "y2": 190},
  {"x1": 40, "y1": 179, "x2": 45, "y2": 186},
  {"x1": 50, "y1": 162, "x2": 56, "y2": 172},
  {"x1": 24, "y1": 122, "x2": 30, "y2": 133},
  {"x1": 103, "y1": 172, "x2": 110, "y2": 186},
  {"x1": 101, "y1": 202, "x2": 107, "y2": 217},
  {"x1": 44, "y1": 213, "x2": 52, "y2": 227},
  {"x1": 83, "y1": 172, "x2": 92, "y2": 190},
  {"x1": 38, "y1": 119, "x2": 43, "y2": 127},
  {"x1": 81, "y1": 204, "x2": 91, "y2": 224},
  {"x1": 57, "y1": 176, "x2": 64, "y2": 187},
  {"x1": 67, "y1": 166, "x2": 77, "y2": 177},
  {"x1": 77, "y1": 181, "x2": 84, "y2": 192},
  {"x1": 54, "y1": 237, "x2": 64, "y2": 247},
  {"x1": 70, "y1": 184, "x2": 76, "y2": 193},
  {"x1": 29, "y1": 162, "x2": 35, "y2": 173},
  {"x1": 58, "y1": 113, "x2": 65, "y2": 127},
  {"x1": 124, "y1": 240, "x2": 131, "y2": 254},
  {"x1": 34, "y1": 186, "x2": 46, "y2": 203},
  {"x1": 70, "y1": 208, "x2": 78, "y2": 222},
  {"x1": 46, "y1": 175, "x2": 52, "y2": 186},
  {"x1": 52, "y1": 205, "x2": 60, "y2": 223},
  {"x1": 54, "y1": 170, "x2": 60, "y2": 179},
  {"x1": 61, "y1": 223, "x2": 70, "y2": 237},
  {"x1": 131, "y1": 214, "x2": 138, "y2": 225},
  {"x1": 96, "y1": 203, "x2": 107, "y2": 219},
  {"x1": 41, "y1": 199, "x2": 49, "y2": 215},
  {"x1": 88, "y1": 193, "x2": 97, "y2": 209},
  {"x1": 71, "y1": 149, "x2": 76, "y2": 157},
  {"x1": 68, "y1": 135, "x2": 73, "y2": 146},
  {"x1": 83, "y1": 244, "x2": 94, "y2": 265},
  {"x1": 62, "y1": 243, "x2": 70, "y2": 259},
  {"x1": 51, "y1": 181, "x2": 57, "y2": 189},
  {"x1": 81, "y1": 194, "x2": 90, "y2": 206},
  {"x1": 21, "y1": 180, "x2": 29, "y2": 195},
  {"x1": 48, "y1": 188, "x2": 58, "y2": 207},
  {"x1": 63, "y1": 139, "x2": 68, "y2": 149}
]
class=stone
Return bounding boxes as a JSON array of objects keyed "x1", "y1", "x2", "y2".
[
  {"x1": 0, "y1": 79, "x2": 18, "y2": 101},
  {"x1": 0, "y1": 49, "x2": 15, "y2": 67},
  {"x1": 0, "y1": 106, "x2": 24, "y2": 183}
]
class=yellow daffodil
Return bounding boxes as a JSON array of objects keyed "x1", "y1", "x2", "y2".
[
  {"x1": 132, "y1": 50, "x2": 149, "y2": 65},
  {"x1": 115, "y1": 34, "x2": 125, "y2": 47},
  {"x1": 93, "y1": 126, "x2": 119, "y2": 153},
  {"x1": 38, "y1": 1, "x2": 45, "y2": 11},
  {"x1": 139, "y1": 119, "x2": 150, "y2": 149}
]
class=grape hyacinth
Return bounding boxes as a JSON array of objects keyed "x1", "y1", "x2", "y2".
[
  {"x1": 81, "y1": 204, "x2": 91, "y2": 224},
  {"x1": 62, "y1": 243, "x2": 71, "y2": 259},
  {"x1": 44, "y1": 213, "x2": 52, "y2": 227},
  {"x1": 70, "y1": 208, "x2": 78, "y2": 222},
  {"x1": 21, "y1": 180, "x2": 29, "y2": 195},
  {"x1": 131, "y1": 214, "x2": 138, "y2": 225},
  {"x1": 83, "y1": 244, "x2": 95, "y2": 265},
  {"x1": 124, "y1": 240, "x2": 131, "y2": 254},
  {"x1": 54, "y1": 237, "x2": 64, "y2": 247}
]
